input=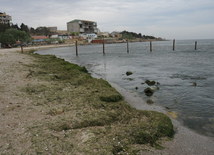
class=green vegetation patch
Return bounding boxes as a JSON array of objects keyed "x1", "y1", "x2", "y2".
[
  {"x1": 100, "y1": 94, "x2": 123, "y2": 102},
  {"x1": 21, "y1": 52, "x2": 174, "y2": 154}
]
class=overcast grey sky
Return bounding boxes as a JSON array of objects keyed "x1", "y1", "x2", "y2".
[{"x1": 1, "y1": 0, "x2": 214, "y2": 39}]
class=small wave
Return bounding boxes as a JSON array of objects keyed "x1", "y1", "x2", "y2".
[{"x1": 170, "y1": 74, "x2": 207, "y2": 80}]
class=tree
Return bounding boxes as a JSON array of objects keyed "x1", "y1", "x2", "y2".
[
  {"x1": 70, "y1": 32, "x2": 79, "y2": 36},
  {"x1": 0, "y1": 28, "x2": 31, "y2": 47},
  {"x1": 6, "y1": 29, "x2": 30, "y2": 42},
  {"x1": 0, "y1": 23, "x2": 10, "y2": 33},
  {"x1": 120, "y1": 30, "x2": 157, "y2": 40},
  {"x1": 11, "y1": 23, "x2": 20, "y2": 30},
  {"x1": 0, "y1": 33, "x2": 15, "y2": 45},
  {"x1": 34, "y1": 27, "x2": 53, "y2": 36},
  {"x1": 20, "y1": 23, "x2": 29, "y2": 33},
  {"x1": 30, "y1": 27, "x2": 36, "y2": 34}
]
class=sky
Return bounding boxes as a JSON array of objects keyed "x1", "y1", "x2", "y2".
[{"x1": 1, "y1": 0, "x2": 214, "y2": 39}]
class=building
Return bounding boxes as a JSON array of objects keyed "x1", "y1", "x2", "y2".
[
  {"x1": 56, "y1": 30, "x2": 68, "y2": 35},
  {"x1": 67, "y1": 19, "x2": 98, "y2": 34},
  {"x1": 47, "y1": 26, "x2": 57, "y2": 32},
  {"x1": 98, "y1": 32, "x2": 110, "y2": 38},
  {"x1": 0, "y1": 12, "x2": 12, "y2": 24},
  {"x1": 31, "y1": 36, "x2": 49, "y2": 44},
  {"x1": 111, "y1": 31, "x2": 122, "y2": 38},
  {"x1": 80, "y1": 33, "x2": 97, "y2": 43},
  {"x1": 50, "y1": 34, "x2": 70, "y2": 40}
]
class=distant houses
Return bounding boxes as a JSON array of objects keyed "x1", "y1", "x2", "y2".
[
  {"x1": 1, "y1": 15, "x2": 157, "y2": 47},
  {"x1": 31, "y1": 36, "x2": 49, "y2": 44},
  {"x1": 0, "y1": 12, "x2": 12, "y2": 24}
]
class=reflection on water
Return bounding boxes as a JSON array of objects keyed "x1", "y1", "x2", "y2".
[{"x1": 37, "y1": 40, "x2": 214, "y2": 137}]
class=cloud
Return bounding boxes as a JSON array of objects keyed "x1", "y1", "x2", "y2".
[{"x1": 1, "y1": 0, "x2": 214, "y2": 39}]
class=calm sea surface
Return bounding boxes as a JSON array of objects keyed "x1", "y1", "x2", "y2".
[{"x1": 37, "y1": 40, "x2": 214, "y2": 137}]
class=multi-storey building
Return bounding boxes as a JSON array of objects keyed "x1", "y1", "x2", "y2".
[
  {"x1": 0, "y1": 12, "x2": 12, "y2": 24},
  {"x1": 67, "y1": 19, "x2": 98, "y2": 34}
]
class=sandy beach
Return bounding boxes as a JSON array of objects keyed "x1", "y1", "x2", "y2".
[{"x1": 0, "y1": 46, "x2": 213, "y2": 154}]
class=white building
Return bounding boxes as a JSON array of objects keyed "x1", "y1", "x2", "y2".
[
  {"x1": 50, "y1": 34, "x2": 70, "y2": 40},
  {"x1": 0, "y1": 12, "x2": 12, "y2": 24},
  {"x1": 80, "y1": 33, "x2": 97, "y2": 43}
]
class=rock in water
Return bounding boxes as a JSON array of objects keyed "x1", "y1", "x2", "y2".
[
  {"x1": 144, "y1": 87, "x2": 154, "y2": 96},
  {"x1": 145, "y1": 80, "x2": 156, "y2": 86},
  {"x1": 192, "y1": 82, "x2": 197, "y2": 86},
  {"x1": 126, "y1": 71, "x2": 133, "y2": 76}
]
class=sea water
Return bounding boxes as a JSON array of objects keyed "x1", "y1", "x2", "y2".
[{"x1": 37, "y1": 39, "x2": 214, "y2": 137}]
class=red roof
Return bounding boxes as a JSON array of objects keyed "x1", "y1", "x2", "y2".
[{"x1": 31, "y1": 36, "x2": 48, "y2": 39}]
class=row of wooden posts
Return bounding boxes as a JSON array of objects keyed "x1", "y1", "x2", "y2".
[
  {"x1": 146, "y1": 39, "x2": 197, "y2": 52},
  {"x1": 149, "y1": 39, "x2": 197, "y2": 52},
  {"x1": 74, "y1": 39, "x2": 131, "y2": 56},
  {"x1": 20, "y1": 39, "x2": 198, "y2": 55},
  {"x1": 74, "y1": 39, "x2": 198, "y2": 56}
]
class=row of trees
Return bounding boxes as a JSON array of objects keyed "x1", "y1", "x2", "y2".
[
  {"x1": 0, "y1": 23, "x2": 53, "y2": 47},
  {"x1": 120, "y1": 30, "x2": 157, "y2": 40},
  {"x1": 0, "y1": 23, "x2": 53, "y2": 36}
]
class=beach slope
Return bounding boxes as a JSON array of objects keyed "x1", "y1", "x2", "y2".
[{"x1": 0, "y1": 47, "x2": 173, "y2": 154}]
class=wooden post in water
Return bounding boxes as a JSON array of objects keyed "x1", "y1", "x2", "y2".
[
  {"x1": 127, "y1": 39, "x2": 129, "y2": 53},
  {"x1": 75, "y1": 40, "x2": 78, "y2": 56},
  {"x1": 173, "y1": 39, "x2": 175, "y2": 51},
  {"x1": 103, "y1": 38, "x2": 105, "y2": 55},
  {"x1": 20, "y1": 45, "x2": 23, "y2": 53},
  {"x1": 150, "y1": 41, "x2": 152, "y2": 52},
  {"x1": 195, "y1": 41, "x2": 197, "y2": 50}
]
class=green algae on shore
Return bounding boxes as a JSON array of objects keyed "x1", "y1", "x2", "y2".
[{"x1": 21, "y1": 52, "x2": 174, "y2": 154}]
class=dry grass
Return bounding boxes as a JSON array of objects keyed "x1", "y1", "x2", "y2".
[{"x1": 20, "y1": 53, "x2": 174, "y2": 154}]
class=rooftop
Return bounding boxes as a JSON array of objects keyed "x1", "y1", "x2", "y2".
[{"x1": 67, "y1": 19, "x2": 96, "y2": 23}]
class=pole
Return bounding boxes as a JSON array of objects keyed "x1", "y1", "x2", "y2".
[
  {"x1": 75, "y1": 40, "x2": 78, "y2": 56},
  {"x1": 21, "y1": 45, "x2": 23, "y2": 53},
  {"x1": 195, "y1": 41, "x2": 197, "y2": 50},
  {"x1": 150, "y1": 41, "x2": 152, "y2": 52},
  {"x1": 103, "y1": 38, "x2": 105, "y2": 55},
  {"x1": 173, "y1": 39, "x2": 175, "y2": 51},
  {"x1": 127, "y1": 39, "x2": 129, "y2": 53}
]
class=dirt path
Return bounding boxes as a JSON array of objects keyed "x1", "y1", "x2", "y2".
[{"x1": 0, "y1": 49, "x2": 42, "y2": 153}]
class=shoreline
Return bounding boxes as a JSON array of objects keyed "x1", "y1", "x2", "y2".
[
  {"x1": 34, "y1": 45, "x2": 214, "y2": 154},
  {"x1": 0, "y1": 47, "x2": 174, "y2": 154},
  {"x1": 30, "y1": 45, "x2": 214, "y2": 154},
  {"x1": 0, "y1": 43, "x2": 73, "y2": 53},
  {"x1": 111, "y1": 82, "x2": 214, "y2": 155},
  {"x1": 1, "y1": 46, "x2": 214, "y2": 154}
]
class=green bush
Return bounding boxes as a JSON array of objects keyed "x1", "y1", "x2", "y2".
[{"x1": 100, "y1": 95, "x2": 123, "y2": 102}]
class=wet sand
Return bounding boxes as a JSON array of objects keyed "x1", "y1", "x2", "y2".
[{"x1": 111, "y1": 82, "x2": 214, "y2": 155}]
